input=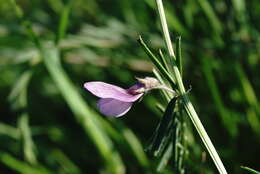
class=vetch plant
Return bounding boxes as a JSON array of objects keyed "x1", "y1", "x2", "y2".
[
  {"x1": 136, "y1": 0, "x2": 228, "y2": 174},
  {"x1": 84, "y1": 77, "x2": 176, "y2": 117},
  {"x1": 84, "y1": 0, "x2": 229, "y2": 173}
]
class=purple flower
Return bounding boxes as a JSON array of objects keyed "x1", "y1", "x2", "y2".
[
  {"x1": 84, "y1": 77, "x2": 163, "y2": 117},
  {"x1": 84, "y1": 81, "x2": 145, "y2": 117},
  {"x1": 84, "y1": 77, "x2": 176, "y2": 117}
]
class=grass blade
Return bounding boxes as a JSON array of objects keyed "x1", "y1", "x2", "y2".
[
  {"x1": 48, "y1": 149, "x2": 81, "y2": 174},
  {"x1": 0, "y1": 122, "x2": 20, "y2": 140},
  {"x1": 8, "y1": 70, "x2": 32, "y2": 110},
  {"x1": 56, "y1": 1, "x2": 72, "y2": 44},
  {"x1": 0, "y1": 151, "x2": 53, "y2": 174},
  {"x1": 18, "y1": 114, "x2": 37, "y2": 165},
  {"x1": 201, "y1": 56, "x2": 238, "y2": 137},
  {"x1": 235, "y1": 63, "x2": 260, "y2": 135},
  {"x1": 112, "y1": 120, "x2": 149, "y2": 168},
  {"x1": 241, "y1": 166, "x2": 260, "y2": 174},
  {"x1": 196, "y1": 0, "x2": 222, "y2": 34},
  {"x1": 40, "y1": 42, "x2": 125, "y2": 174}
]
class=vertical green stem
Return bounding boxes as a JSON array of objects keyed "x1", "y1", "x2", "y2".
[
  {"x1": 155, "y1": 0, "x2": 228, "y2": 174},
  {"x1": 156, "y1": 0, "x2": 175, "y2": 58}
]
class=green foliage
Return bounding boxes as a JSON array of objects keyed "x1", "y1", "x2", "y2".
[{"x1": 0, "y1": 0, "x2": 260, "y2": 173}]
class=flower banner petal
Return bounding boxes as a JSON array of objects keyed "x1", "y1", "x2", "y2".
[{"x1": 84, "y1": 82, "x2": 143, "y2": 102}]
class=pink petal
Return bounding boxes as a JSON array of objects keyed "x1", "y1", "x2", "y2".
[
  {"x1": 84, "y1": 82, "x2": 143, "y2": 102},
  {"x1": 97, "y1": 98, "x2": 133, "y2": 117}
]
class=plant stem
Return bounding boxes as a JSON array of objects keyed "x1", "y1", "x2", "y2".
[
  {"x1": 155, "y1": 0, "x2": 228, "y2": 174},
  {"x1": 156, "y1": 0, "x2": 175, "y2": 59}
]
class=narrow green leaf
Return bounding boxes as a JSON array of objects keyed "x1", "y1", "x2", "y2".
[
  {"x1": 18, "y1": 114, "x2": 37, "y2": 165},
  {"x1": 231, "y1": 0, "x2": 247, "y2": 25},
  {"x1": 201, "y1": 56, "x2": 238, "y2": 137},
  {"x1": 8, "y1": 0, "x2": 24, "y2": 19},
  {"x1": 10, "y1": 0, "x2": 40, "y2": 48},
  {"x1": 56, "y1": 1, "x2": 72, "y2": 44},
  {"x1": 113, "y1": 120, "x2": 149, "y2": 168},
  {"x1": 138, "y1": 36, "x2": 176, "y2": 88},
  {"x1": 235, "y1": 63, "x2": 260, "y2": 135},
  {"x1": 241, "y1": 166, "x2": 260, "y2": 174},
  {"x1": 0, "y1": 152, "x2": 53, "y2": 174},
  {"x1": 8, "y1": 70, "x2": 32, "y2": 109},
  {"x1": 0, "y1": 122, "x2": 20, "y2": 140},
  {"x1": 158, "y1": 49, "x2": 170, "y2": 72},
  {"x1": 96, "y1": 117, "x2": 149, "y2": 169},
  {"x1": 175, "y1": 36, "x2": 182, "y2": 77},
  {"x1": 196, "y1": 0, "x2": 222, "y2": 34},
  {"x1": 235, "y1": 63, "x2": 258, "y2": 107},
  {"x1": 158, "y1": 49, "x2": 177, "y2": 82},
  {"x1": 156, "y1": 142, "x2": 173, "y2": 172},
  {"x1": 49, "y1": 149, "x2": 81, "y2": 174},
  {"x1": 22, "y1": 21, "x2": 41, "y2": 49},
  {"x1": 173, "y1": 114, "x2": 185, "y2": 174},
  {"x1": 148, "y1": 97, "x2": 177, "y2": 156}
]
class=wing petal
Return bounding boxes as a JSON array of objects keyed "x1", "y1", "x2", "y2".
[{"x1": 97, "y1": 98, "x2": 133, "y2": 117}]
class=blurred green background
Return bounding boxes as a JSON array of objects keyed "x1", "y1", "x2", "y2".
[{"x1": 0, "y1": 0, "x2": 260, "y2": 173}]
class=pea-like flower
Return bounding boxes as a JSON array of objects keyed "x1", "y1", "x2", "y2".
[{"x1": 84, "y1": 77, "x2": 174, "y2": 117}]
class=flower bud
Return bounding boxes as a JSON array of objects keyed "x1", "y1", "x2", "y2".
[
  {"x1": 136, "y1": 77, "x2": 160, "y2": 89},
  {"x1": 128, "y1": 77, "x2": 161, "y2": 95}
]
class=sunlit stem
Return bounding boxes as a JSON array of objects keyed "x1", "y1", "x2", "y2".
[
  {"x1": 155, "y1": 0, "x2": 228, "y2": 174},
  {"x1": 153, "y1": 85, "x2": 177, "y2": 95}
]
